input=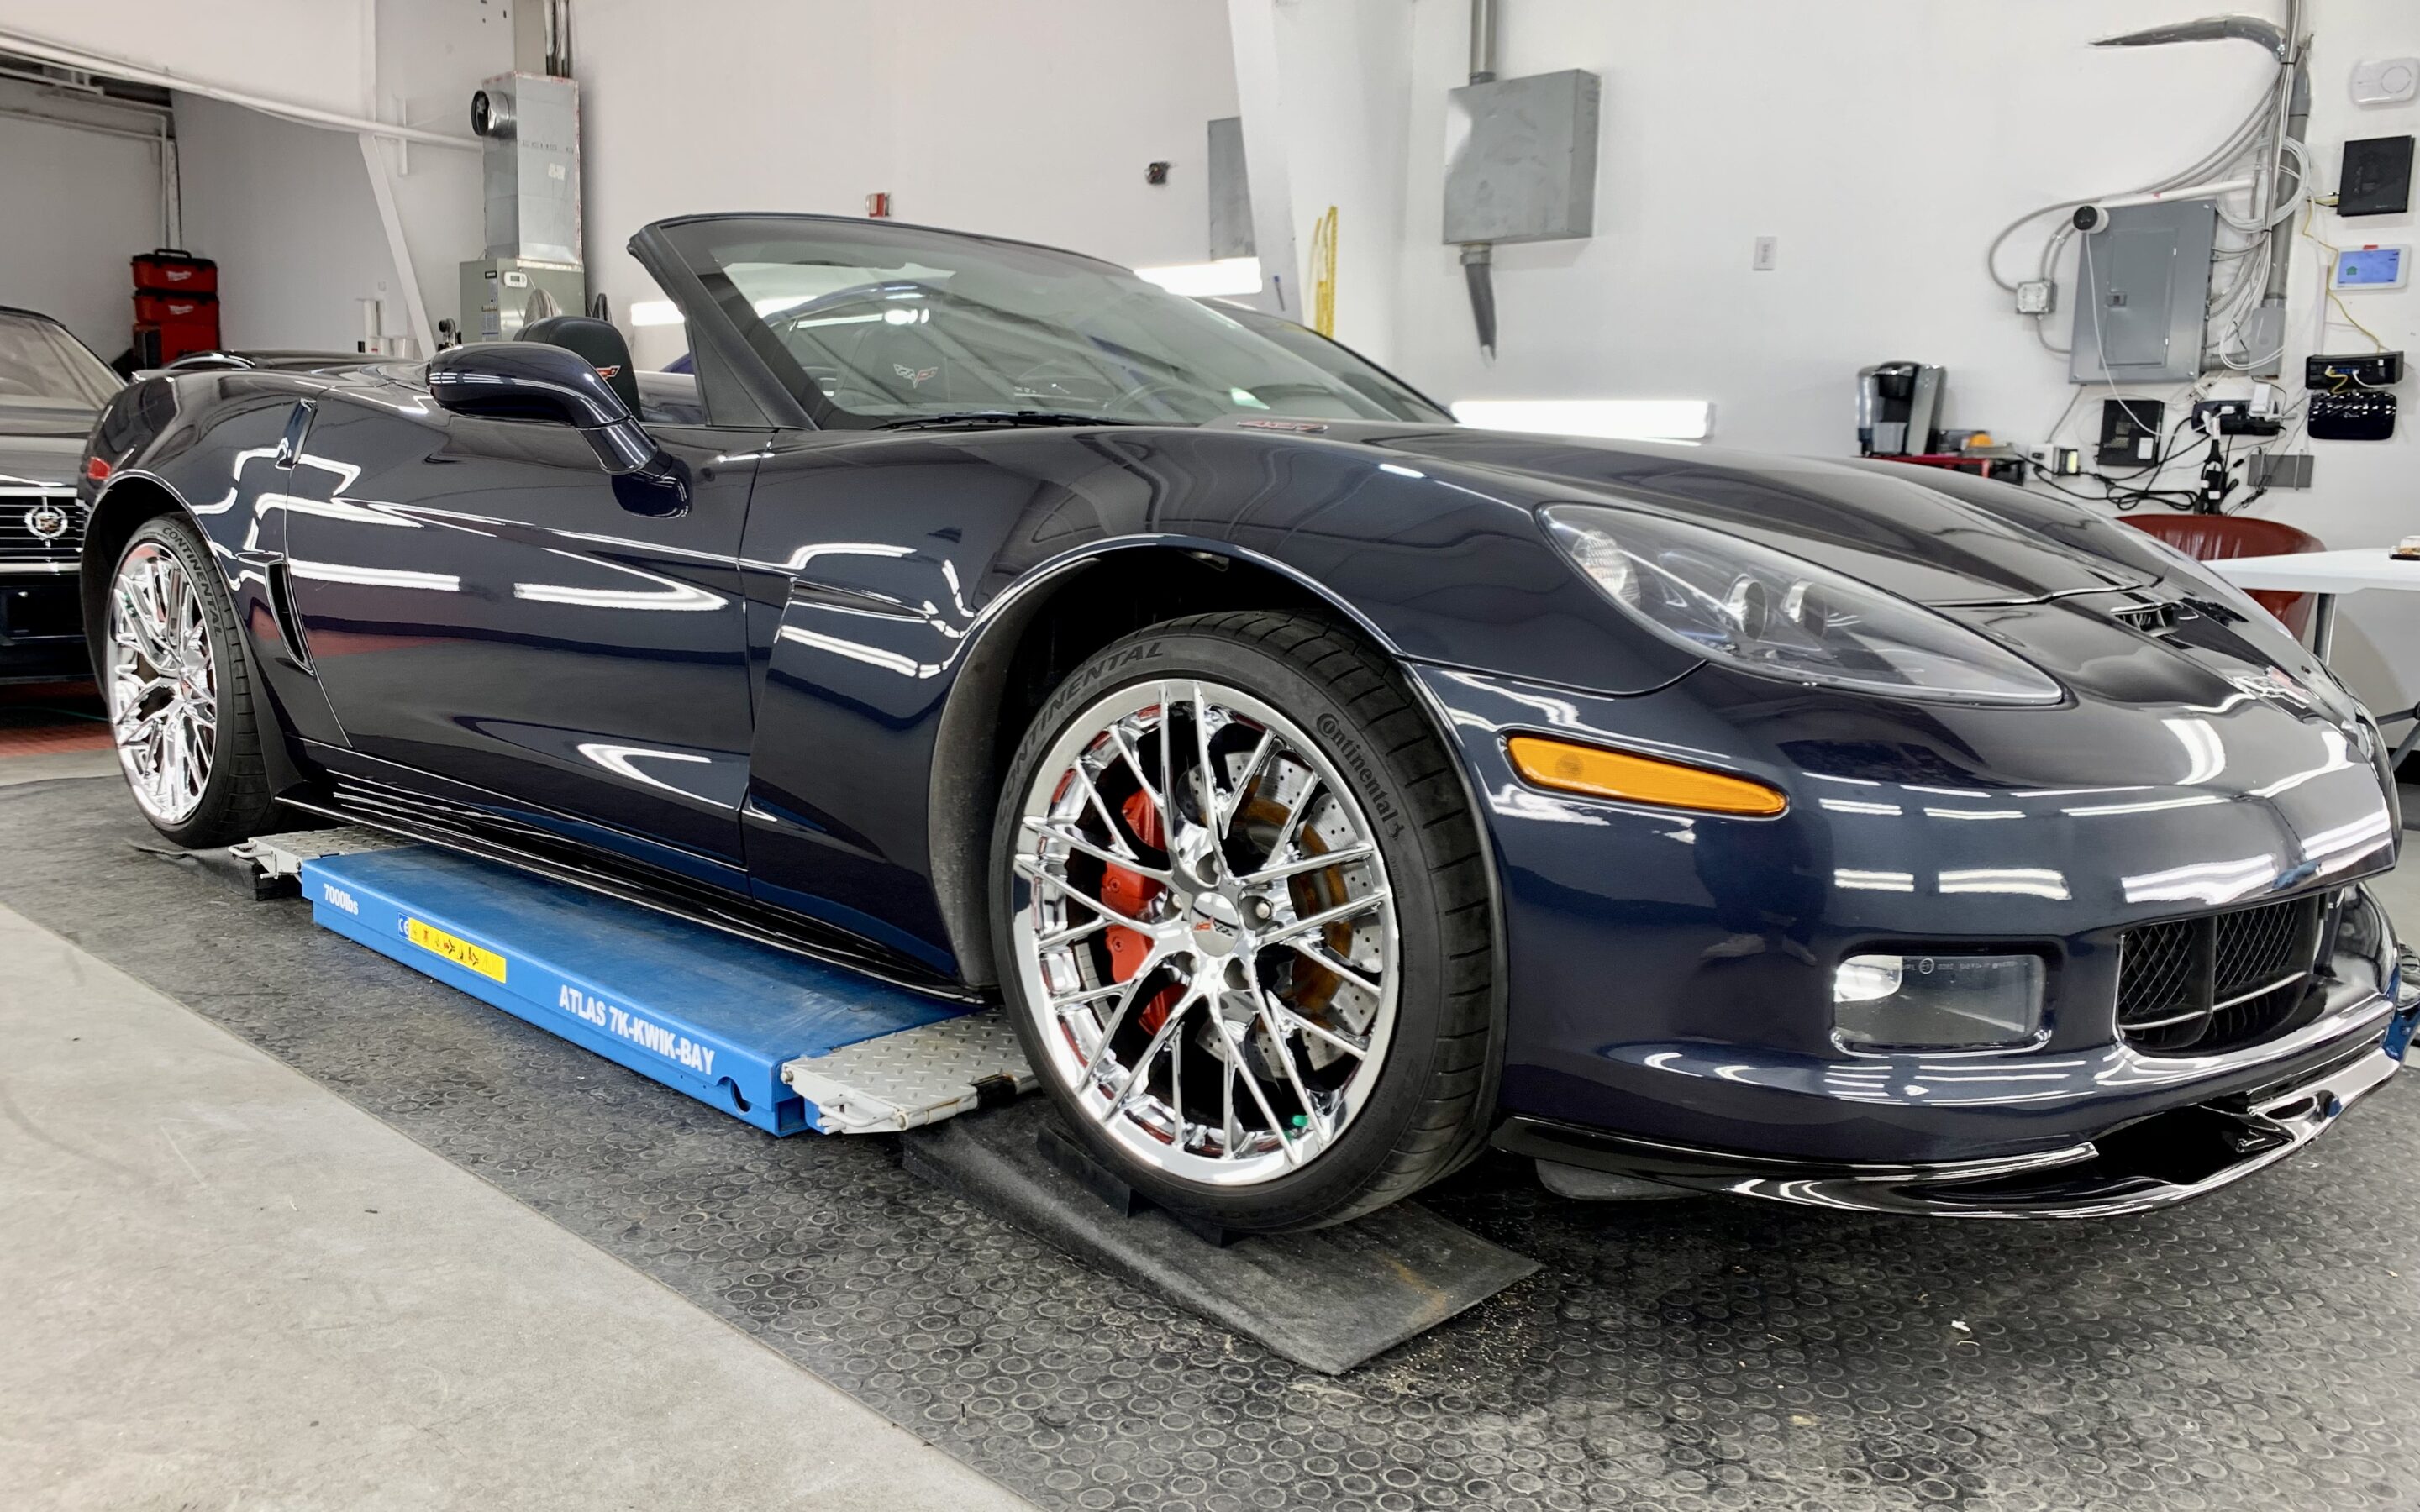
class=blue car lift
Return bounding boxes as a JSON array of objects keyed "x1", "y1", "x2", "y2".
[
  {"x1": 229, "y1": 824, "x2": 1537, "y2": 1374},
  {"x1": 235, "y1": 828, "x2": 1034, "y2": 1138}
]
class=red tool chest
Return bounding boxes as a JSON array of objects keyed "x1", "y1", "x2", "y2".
[
  {"x1": 131, "y1": 249, "x2": 218, "y2": 295},
  {"x1": 130, "y1": 249, "x2": 222, "y2": 365}
]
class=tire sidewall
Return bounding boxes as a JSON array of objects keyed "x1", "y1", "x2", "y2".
[
  {"x1": 110, "y1": 514, "x2": 250, "y2": 846},
  {"x1": 992, "y1": 622, "x2": 1460, "y2": 1231}
]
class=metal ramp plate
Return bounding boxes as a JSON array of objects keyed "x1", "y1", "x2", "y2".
[
  {"x1": 234, "y1": 825, "x2": 408, "y2": 879},
  {"x1": 296, "y1": 844, "x2": 975, "y2": 1136},
  {"x1": 782, "y1": 1013, "x2": 1036, "y2": 1133}
]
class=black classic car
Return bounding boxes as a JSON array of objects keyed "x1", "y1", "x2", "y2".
[
  {"x1": 77, "y1": 213, "x2": 2416, "y2": 1232},
  {"x1": 1, "y1": 307, "x2": 117, "y2": 681}
]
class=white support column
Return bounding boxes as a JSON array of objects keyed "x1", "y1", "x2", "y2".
[
  {"x1": 358, "y1": 133, "x2": 435, "y2": 357},
  {"x1": 1223, "y1": 0, "x2": 1416, "y2": 361}
]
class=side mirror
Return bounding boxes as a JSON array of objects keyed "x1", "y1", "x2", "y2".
[{"x1": 428, "y1": 342, "x2": 667, "y2": 481}]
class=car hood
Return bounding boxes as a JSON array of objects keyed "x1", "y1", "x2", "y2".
[
  {"x1": 1362, "y1": 428, "x2": 2161, "y2": 606},
  {"x1": 0, "y1": 410, "x2": 92, "y2": 489}
]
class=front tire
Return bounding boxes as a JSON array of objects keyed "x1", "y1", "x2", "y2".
[
  {"x1": 992, "y1": 612, "x2": 1496, "y2": 1232},
  {"x1": 104, "y1": 513, "x2": 278, "y2": 847}
]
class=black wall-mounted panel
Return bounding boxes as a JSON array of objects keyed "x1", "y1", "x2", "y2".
[{"x1": 2340, "y1": 136, "x2": 2414, "y2": 218}]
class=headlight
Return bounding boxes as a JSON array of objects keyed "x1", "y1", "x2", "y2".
[
  {"x1": 1542, "y1": 505, "x2": 2063, "y2": 705},
  {"x1": 1833, "y1": 952, "x2": 2044, "y2": 1051}
]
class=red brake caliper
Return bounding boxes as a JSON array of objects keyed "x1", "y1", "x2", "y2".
[{"x1": 1102, "y1": 788, "x2": 1184, "y2": 1037}]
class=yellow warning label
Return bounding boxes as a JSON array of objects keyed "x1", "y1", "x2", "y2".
[{"x1": 404, "y1": 918, "x2": 507, "y2": 983}]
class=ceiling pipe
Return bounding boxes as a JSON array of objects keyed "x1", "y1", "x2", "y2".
[
  {"x1": 1460, "y1": 0, "x2": 1499, "y2": 359},
  {"x1": 0, "y1": 24, "x2": 476, "y2": 149}
]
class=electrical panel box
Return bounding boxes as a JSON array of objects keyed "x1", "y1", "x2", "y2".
[
  {"x1": 2069, "y1": 200, "x2": 2217, "y2": 386},
  {"x1": 1443, "y1": 70, "x2": 1602, "y2": 245},
  {"x1": 476, "y1": 72, "x2": 582, "y2": 266},
  {"x1": 1206, "y1": 116, "x2": 1255, "y2": 260}
]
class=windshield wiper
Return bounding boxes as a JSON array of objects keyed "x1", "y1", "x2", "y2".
[{"x1": 874, "y1": 409, "x2": 1150, "y2": 431}]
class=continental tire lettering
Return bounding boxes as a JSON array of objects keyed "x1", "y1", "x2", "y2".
[
  {"x1": 1051, "y1": 641, "x2": 1165, "y2": 717},
  {"x1": 1315, "y1": 711, "x2": 1407, "y2": 840}
]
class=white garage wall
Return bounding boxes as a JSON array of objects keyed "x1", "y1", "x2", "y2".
[
  {"x1": 571, "y1": 0, "x2": 1240, "y2": 360},
  {"x1": 0, "y1": 0, "x2": 365, "y2": 112},
  {"x1": 1378, "y1": 0, "x2": 2420, "y2": 711},
  {"x1": 4, "y1": 0, "x2": 509, "y2": 354},
  {"x1": 173, "y1": 96, "x2": 404, "y2": 351},
  {"x1": 0, "y1": 100, "x2": 166, "y2": 357}
]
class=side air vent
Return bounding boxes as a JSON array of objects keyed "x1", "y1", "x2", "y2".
[{"x1": 2109, "y1": 597, "x2": 2191, "y2": 636}]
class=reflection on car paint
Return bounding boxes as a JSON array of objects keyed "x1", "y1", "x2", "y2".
[
  {"x1": 573, "y1": 742, "x2": 722, "y2": 801},
  {"x1": 287, "y1": 559, "x2": 462, "y2": 592}
]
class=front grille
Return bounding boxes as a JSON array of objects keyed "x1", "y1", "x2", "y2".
[
  {"x1": 0, "y1": 490, "x2": 84, "y2": 568},
  {"x1": 2117, "y1": 894, "x2": 2330, "y2": 1053}
]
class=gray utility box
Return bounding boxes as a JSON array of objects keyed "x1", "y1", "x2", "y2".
[
  {"x1": 2069, "y1": 199, "x2": 2216, "y2": 385},
  {"x1": 1443, "y1": 69, "x2": 1602, "y2": 245},
  {"x1": 477, "y1": 71, "x2": 582, "y2": 266},
  {"x1": 459, "y1": 257, "x2": 586, "y2": 344},
  {"x1": 1207, "y1": 116, "x2": 1255, "y2": 260}
]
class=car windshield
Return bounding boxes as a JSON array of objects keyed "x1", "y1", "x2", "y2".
[
  {"x1": 663, "y1": 217, "x2": 1427, "y2": 428},
  {"x1": 0, "y1": 311, "x2": 121, "y2": 410},
  {"x1": 1203, "y1": 301, "x2": 1451, "y2": 423}
]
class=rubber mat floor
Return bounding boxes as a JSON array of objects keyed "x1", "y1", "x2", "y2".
[{"x1": 4, "y1": 774, "x2": 2416, "y2": 1512}]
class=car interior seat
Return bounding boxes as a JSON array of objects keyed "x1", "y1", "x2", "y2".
[
  {"x1": 519, "y1": 315, "x2": 643, "y2": 417},
  {"x1": 2121, "y1": 512, "x2": 2323, "y2": 639}
]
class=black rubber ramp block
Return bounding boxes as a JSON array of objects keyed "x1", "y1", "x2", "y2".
[{"x1": 903, "y1": 1097, "x2": 1539, "y2": 1373}]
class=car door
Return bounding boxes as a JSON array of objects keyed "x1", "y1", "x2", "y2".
[{"x1": 281, "y1": 389, "x2": 767, "y2": 877}]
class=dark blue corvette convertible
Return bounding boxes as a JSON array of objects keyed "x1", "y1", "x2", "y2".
[{"x1": 79, "y1": 213, "x2": 2412, "y2": 1232}]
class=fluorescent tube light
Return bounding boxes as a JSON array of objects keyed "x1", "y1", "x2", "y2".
[
  {"x1": 629, "y1": 300, "x2": 684, "y2": 327},
  {"x1": 1451, "y1": 399, "x2": 1715, "y2": 441},
  {"x1": 1134, "y1": 257, "x2": 1264, "y2": 297}
]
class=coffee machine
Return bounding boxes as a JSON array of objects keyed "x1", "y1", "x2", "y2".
[{"x1": 1856, "y1": 362, "x2": 1944, "y2": 456}]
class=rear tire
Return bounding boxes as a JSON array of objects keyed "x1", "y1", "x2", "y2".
[
  {"x1": 103, "y1": 512, "x2": 279, "y2": 848},
  {"x1": 991, "y1": 611, "x2": 1496, "y2": 1232}
]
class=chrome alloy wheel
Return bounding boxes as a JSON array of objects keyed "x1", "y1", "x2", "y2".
[
  {"x1": 1009, "y1": 680, "x2": 1400, "y2": 1187},
  {"x1": 108, "y1": 540, "x2": 218, "y2": 825}
]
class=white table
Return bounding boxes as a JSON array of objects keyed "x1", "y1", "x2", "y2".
[
  {"x1": 2209, "y1": 548, "x2": 2420, "y2": 774},
  {"x1": 2207, "y1": 548, "x2": 2420, "y2": 662}
]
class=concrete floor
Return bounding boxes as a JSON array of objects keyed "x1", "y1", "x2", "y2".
[
  {"x1": 0, "y1": 883, "x2": 1029, "y2": 1509},
  {"x1": 5, "y1": 740, "x2": 2416, "y2": 1509}
]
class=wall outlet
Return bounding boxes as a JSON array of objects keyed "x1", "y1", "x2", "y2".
[
  {"x1": 2015, "y1": 280, "x2": 2055, "y2": 315},
  {"x1": 1752, "y1": 236, "x2": 1778, "y2": 271}
]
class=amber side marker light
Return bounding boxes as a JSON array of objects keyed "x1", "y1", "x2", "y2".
[{"x1": 1505, "y1": 734, "x2": 1788, "y2": 817}]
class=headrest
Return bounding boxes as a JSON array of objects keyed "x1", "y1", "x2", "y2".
[{"x1": 521, "y1": 315, "x2": 641, "y2": 417}]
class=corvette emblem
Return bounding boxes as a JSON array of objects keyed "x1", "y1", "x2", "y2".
[
  {"x1": 893, "y1": 363, "x2": 940, "y2": 387},
  {"x1": 24, "y1": 501, "x2": 70, "y2": 541}
]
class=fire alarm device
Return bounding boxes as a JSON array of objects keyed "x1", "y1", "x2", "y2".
[
  {"x1": 865, "y1": 192, "x2": 892, "y2": 218},
  {"x1": 2332, "y1": 246, "x2": 2409, "y2": 291}
]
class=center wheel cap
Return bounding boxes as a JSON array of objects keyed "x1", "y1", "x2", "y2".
[{"x1": 1185, "y1": 890, "x2": 1244, "y2": 957}]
